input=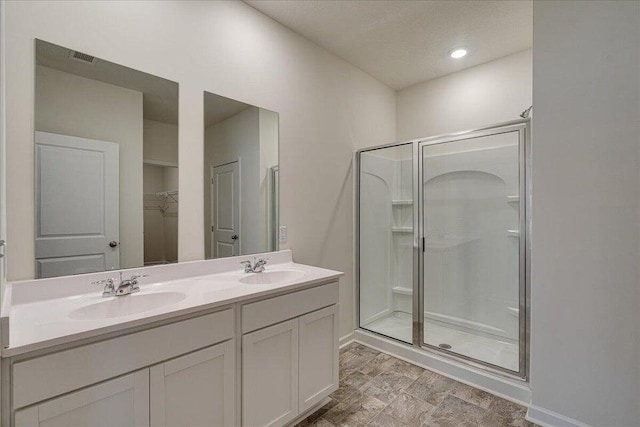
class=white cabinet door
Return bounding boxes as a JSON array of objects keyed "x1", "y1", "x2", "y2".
[
  {"x1": 242, "y1": 319, "x2": 298, "y2": 427},
  {"x1": 299, "y1": 305, "x2": 339, "y2": 412},
  {"x1": 15, "y1": 369, "x2": 149, "y2": 427},
  {"x1": 150, "y1": 340, "x2": 235, "y2": 427}
]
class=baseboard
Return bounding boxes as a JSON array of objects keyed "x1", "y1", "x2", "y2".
[
  {"x1": 354, "y1": 329, "x2": 531, "y2": 405},
  {"x1": 526, "y1": 405, "x2": 591, "y2": 427},
  {"x1": 339, "y1": 331, "x2": 355, "y2": 348}
]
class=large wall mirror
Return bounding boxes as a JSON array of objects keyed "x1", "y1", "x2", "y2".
[
  {"x1": 203, "y1": 91, "x2": 279, "y2": 259},
  {"x1": 34, "y1": 39, "x2": 179, "y2": 278}
]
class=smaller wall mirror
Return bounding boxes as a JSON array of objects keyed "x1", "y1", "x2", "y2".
[
  {"x1": 203, "y1": 92, "x2": 279, "y2": 258},
  {"x1": 35, "y1": 39, "x2": 179, "y2": 278}
]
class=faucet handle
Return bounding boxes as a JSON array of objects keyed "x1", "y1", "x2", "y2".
[
  {"x1": 93, "y1": 277, "x2": 118, "y2": 297},
  {"x1": 253, "y1": 258, "x2": 267, "y2": 273},
  {"x1": 129, "y1": 274, "x2": 149, "y2": 280},
  {"x1": 240, "y1": 260, "x2": 253, "y2": 273}
]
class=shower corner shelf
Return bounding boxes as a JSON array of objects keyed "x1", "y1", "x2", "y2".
[
  {"x1": 392, "y1": 227, "x2": 413, "y2": 233},
  {"x1": 392, "y1": 200, "x2": 413, "y2": 206}
]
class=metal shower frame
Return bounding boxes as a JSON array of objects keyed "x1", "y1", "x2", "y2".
[{"x1": 354, "y1": 118, "x2": 531, "y2": 381}]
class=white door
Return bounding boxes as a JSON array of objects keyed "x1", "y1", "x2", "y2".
[
  {"x1": 299, "y1": 305, "x2": 339, "y2": 412},
  {"x1": 242, "y1": 319, "x2": 299, "y2": 427},
  {"x1": 150, "y1": 341, "x2": 235, "y2": 427},
  {"x1": 35, "y1": 131, "x2": 119, "y2": 278},
  {"x1": 211, "y1": 161, "x2": 240, "y2": 258},
  {"x1": 15, "y1": 369, "x2": 149, "y2": 427}
]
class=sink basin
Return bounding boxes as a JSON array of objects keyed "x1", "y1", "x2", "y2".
[
  {"x1": 239, "y1": 270, "x2": 305, "y2": 285},
  {"x1": 69, "y1": 292, "x2": 186, "y2": 320}
]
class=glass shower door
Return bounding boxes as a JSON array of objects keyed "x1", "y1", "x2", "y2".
[
  {"x1": 358, "y1": 143, "x2": 413, "y2": 343},
  {"x1": 420, "y1": 126, "x2": 525, "y2": 374}
]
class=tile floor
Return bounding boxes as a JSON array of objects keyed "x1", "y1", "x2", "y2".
[{"x1": 297, "y1": 342, "x2": 534, "y2": 427}]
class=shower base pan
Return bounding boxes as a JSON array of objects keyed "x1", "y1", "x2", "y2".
[{"x1": 363, "y1": 311, "x2": 519, "y2": 372}]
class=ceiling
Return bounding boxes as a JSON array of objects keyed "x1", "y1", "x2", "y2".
[
  {"x1": 203, "y1": 92, "x2": 252, "y2": 128},
  {"x1": 36, "y1": 40, "x2": 179, "y2": 124},
  {"x1": 245, "y1": 0, "x2": 532, "y2": 90}
]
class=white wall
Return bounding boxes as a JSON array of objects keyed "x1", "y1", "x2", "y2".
[
  {"x1": 204, "y1": 107, "x2": 261, "y2": 258},
  {"x1": 2, "y1": 1, "x2": 396, "y2": 339},
  {"x1": 529, "y1": 1, "x2": 640, "y2": 426},
  {"x1": 35, "y1": 65, "x2": 144, "y2": 269},
  {"x1": 397, "y1": 50, "x2": 532, "y2": 140}
]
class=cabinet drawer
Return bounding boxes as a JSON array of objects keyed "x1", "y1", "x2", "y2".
[
  {"x1": 13, "y1": 308, "x2": 234, "y2": 409},
  {"x1": 242, "y1": 281, "x2": 339, "y2": 333},
  {"x1": 15, "y1": 369, "x2": 149, "y2": 427}
]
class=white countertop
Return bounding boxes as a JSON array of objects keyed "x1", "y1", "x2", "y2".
[{"x1": 2, "y1": 250, "x2": 342, "y2": 357}]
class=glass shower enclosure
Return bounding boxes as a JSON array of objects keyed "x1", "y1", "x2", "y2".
[{"x1": 356, "y1": 120, "x2": 529, "y2": 378}]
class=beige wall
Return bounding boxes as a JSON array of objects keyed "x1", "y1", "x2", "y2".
[
  {"x1": 397, "y1": 50, "x2": 532, "y2": 140},
  {"x1": 35, "y1": 65, "x2": 144, "y2": 269},
  {"x1": 5, "y1": 1, "x2": 396, "y2": 338},
  {"x1": 529, "y1": 1, "x2": 640, "y2": 425}
]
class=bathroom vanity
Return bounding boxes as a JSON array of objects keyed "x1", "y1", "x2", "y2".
[{"x1": 0, "y1": 250, "x2": 342, "y2": 427}]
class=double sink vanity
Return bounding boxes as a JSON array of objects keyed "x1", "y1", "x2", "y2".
[
  {"x1": 1, "y1": 37, "x2": 340, "y2": 427},
  {"x1": 0, "y1": 250, "x2": 342, "y2": 427}
]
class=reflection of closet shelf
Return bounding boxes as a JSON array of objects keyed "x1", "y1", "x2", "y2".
[
  {"x1": 392, "y1": 227, "x2": 413, "y2": 233},
  {"x1": 144, "y1": 190, "x2": 179, "y2": 215},
  {"x1": 392, "y1": 200, "x2": 413, "y2": 206},
  {"x1": 392, "y1": 286, "x2": 413, "y2": 296},
  {"x1": 507, "y1": 229, "x2": 520, "y2": 237}
]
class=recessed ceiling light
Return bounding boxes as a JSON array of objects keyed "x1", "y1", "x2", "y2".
[{"x1": 449, "y1": 48, "x2": 467, "y2": 59}]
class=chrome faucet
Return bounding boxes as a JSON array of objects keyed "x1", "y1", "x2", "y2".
[
  {"x1": 92, "y1": 272, "x2": 148, "y2": 297},
  {"x1": 240, "y1": 258, "x2": 267, "y2": 273}
]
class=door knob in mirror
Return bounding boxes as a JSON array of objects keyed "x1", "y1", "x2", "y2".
[
  {"x1": 231, "y1": 235, "x2": 239, "y2": 240},
  {"x1": 109, "y1": 241, "x2": 118, "y2": 248}
]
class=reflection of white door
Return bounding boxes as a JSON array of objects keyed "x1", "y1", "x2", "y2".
[
  {"x1": 211, "y1": 161, "x2": 240, "y2": 258},
  {"x1": 35, "y1": 131, "x2": 119, "y2": 278}
]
